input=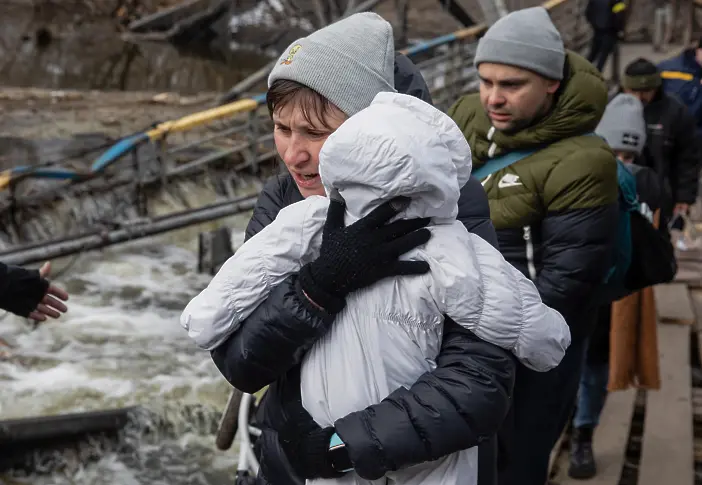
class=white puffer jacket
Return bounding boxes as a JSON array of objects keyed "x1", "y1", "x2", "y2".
[{"x1": 181, "y1": 92, "x2": 570, "y2": 485}]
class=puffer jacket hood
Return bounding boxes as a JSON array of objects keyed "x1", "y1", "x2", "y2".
[
  {"x1": 319, "y1": 92, "x2": 472, "y2": 222},
  {"x1": 453, "y1": 51, "x2": 608, "y2": 164}
]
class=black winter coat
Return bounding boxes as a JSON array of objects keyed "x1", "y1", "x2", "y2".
[
  {"x1": 212, "y1": 173, "x2": 513, "y2": 483},
  {"x1": 210, "y1": 53, "x2": 514, "y2": 484},
  {"x1": 639, "y1": 90, "x2": 700, "y2": 219}
]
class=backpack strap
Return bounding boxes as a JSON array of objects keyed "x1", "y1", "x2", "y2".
[
  {"x1": 471, "y1": 132, "x2": 600, "y2": 181},
  {"x1": 471, "y1": 149, "x2": 537, "y2": 181}
]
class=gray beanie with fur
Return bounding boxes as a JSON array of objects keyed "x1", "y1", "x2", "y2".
[
  {"x1": 474, "y1": 7, "x2": 566, "y2": 80},
  {"x1": 595, "y1": 93, "x2": 647, "y2": 155},
  {"x1": 268, "y1": 12, "x2": 396, "y2": 117}
]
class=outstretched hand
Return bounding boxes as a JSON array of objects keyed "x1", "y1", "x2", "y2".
[
  {"x1": 28, "y1": 262, "x2": 69, "y2": 322},
  {"x1": 298, "y1": 191, "x2": 432, "y2": 314}
]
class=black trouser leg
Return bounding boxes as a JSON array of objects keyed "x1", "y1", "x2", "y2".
[
  {"x1": 595, "y1": 32, "x2": 617, "y2": 72},
  {"x1": 497, "y1": 337, "x2": 588, "y2": 485}
]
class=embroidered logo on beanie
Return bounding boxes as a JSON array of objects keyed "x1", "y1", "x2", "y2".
[{"x1": 281, "y1": 44, "x2": 302, "y2": 65}]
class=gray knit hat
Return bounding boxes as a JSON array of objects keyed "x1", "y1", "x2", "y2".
[
  {"x1": 595, "y1": 93, "x2": 647, "y2": 155},
  {"x1": 267, "y1": 12, "x2": 396, "y2": 117},
  {"x1": 474, "y1": 7, "x2": 565, "y2": 80}
]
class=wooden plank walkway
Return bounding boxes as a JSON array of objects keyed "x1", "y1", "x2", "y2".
[
  {"x1": 549, "y1": 279, "x2": 698, "y2": 485},
  {"x1": 638, "y1": 321, "x2": 694, "y2": 485}
]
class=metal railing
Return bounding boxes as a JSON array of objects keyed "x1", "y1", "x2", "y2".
[{"x1": 0, "y1": 0, "x2": 592, "y2": 248}]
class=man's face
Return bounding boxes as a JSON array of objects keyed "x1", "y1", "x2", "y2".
[
  {"x1": 623, "y1": 88, "x2": 656, "y2": 106},
  {"x1": 272, "y1": 102, "x2": 347, "y2": 198},
  {"x1": 478, "y1": 63, "x2": 561, "y2": 133},
  {"x1": 696, "y1": 48, "x2": 702, "y2": 67}
]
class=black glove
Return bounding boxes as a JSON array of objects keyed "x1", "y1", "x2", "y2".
[
  {"x1": 298, "y1": 191, "x2": 431, "y2": 314},
  {"x1": 279, "y1": 424, "x2": 344, "y2": 479},
  {"x1": 0, "y1": 264, "x2": 49, "y2": 318}
]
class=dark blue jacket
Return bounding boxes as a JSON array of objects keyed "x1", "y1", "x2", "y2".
[
  {"x1": 211, "y1": 54, "x2": 512, "y2": 484},
  {"x1": 658, "y1": 49, "x2": 702, "y2": 136}
]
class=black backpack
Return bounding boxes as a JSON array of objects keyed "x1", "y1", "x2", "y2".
[
  {"x1": 623, "y1": 209, "x2": 677, "y2": 294},
  {"x1": 611, "y1": 163, "x2": 677, "y2": 301}
]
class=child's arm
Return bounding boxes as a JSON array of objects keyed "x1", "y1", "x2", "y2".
[
  {"x1": 437, "y1": 234, "x2": 571, "y2": 372},
  {"x1": 180, "y1": 199, "x2": 326, "y2": 350}
]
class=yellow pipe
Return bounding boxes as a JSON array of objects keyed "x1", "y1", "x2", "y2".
[
  {"x1": 146, "y1": 98, "x2": 261, "y2": 141},
  {"x1": 0, "y1": 171, "x2": 11, "y2": 191}
]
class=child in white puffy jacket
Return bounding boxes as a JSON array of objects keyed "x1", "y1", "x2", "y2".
[{"x1": 181, "y1": 92, "x2": 570, "y2": 485}]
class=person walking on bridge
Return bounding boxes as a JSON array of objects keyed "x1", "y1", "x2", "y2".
[
  {"x1": 618, "y1": 57, "x2": 700, "y2": 232},
  {"x1": 585, "y1": 0, "x2": 627, "y2": 72},
  {"x1": 448, "y1": 7, "x2": 619, "y2": 485},
  {"x1": 185, "y1": 89, "x2": 571, "y2": 485},
  {"x1": 568, "y1": 94, "x2": 665, "y2": 480},
  {"x1": 658, "y1": 39, "x2": 702, "y2": 137},
  {"x1": 182, "y1": 12, "x2": 521, "y2": 485}
]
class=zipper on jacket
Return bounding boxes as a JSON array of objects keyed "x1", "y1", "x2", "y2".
[{"x1": 523, "y1": 226, "x2": 537, "y2": 280}]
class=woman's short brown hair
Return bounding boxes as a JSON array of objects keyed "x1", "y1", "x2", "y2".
[{"x1": 266, "y1": 79, "x2": 340, "y2": 130}]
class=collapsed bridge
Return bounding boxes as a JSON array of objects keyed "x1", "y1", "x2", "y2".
[{"x1": 0, "y1": 0, "x2": 589, "y2": 267}]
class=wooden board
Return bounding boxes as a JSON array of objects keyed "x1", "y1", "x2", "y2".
[
  {"x1": 654, "y1": 283, "x2": 696, "y2": 325},
  {"x1": 690, "y1": 289, "x2": 702, "y2": 328},
  {"x1": 549, "y1": 427, "x2": 568, "y2": 474},
  {"x1": 553, "y1": 390, "x2": 636, "y2": 485},
  {"x1": 674, "y1": 266, "x2": 702, "y2": 289},
  {"x1": 638, "y1": 323, "x2": 694, "y2": 485}
]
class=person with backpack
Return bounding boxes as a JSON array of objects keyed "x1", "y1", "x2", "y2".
[
  {"x1": 618, "y1": 57, "x2": 700, "y2": 233},
  {"x1": 183, "y1": 13, "x2": 521, "y2": 485},
  {"x1": 447, "y1": 7, "x2": 619, "y2": 485},
  {"x1": 569, "y1": 94, "x2": 666, "y2": 479}
]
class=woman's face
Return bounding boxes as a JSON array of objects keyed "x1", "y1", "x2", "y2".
[
  {"x1": 272, "y1": 101, "x2": 347, "y2": 198},
  {"x1": 614, "y1": 150, "x2": 636, "y2": 164}
]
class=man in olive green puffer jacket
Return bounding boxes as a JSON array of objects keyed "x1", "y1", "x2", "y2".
[{"x1": 448, "y1": 7, "x2": 619, "y2": 485}]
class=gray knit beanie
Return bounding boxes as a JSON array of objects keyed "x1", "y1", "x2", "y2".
[
  {"x1": 267, "y1": 12, "x2": 396, "y2": 117},
  {"x1": 474, "y1": 7, "x2": 565, "y2": 80},
  {"x1": 595, "y1": 93, "x2": 647, "y2": 155}
]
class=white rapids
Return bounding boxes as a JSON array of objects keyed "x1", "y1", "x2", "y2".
[{"x1": 0, "y1": 205, "x2": 254, "y2": 485}]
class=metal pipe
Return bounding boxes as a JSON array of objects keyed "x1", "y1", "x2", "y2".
[
  {"x1": 237, "y1": 393, "x2": 259, "y2": 474},
  {"x1": 0, "y1": 195, "x2": 259, "y2": 266},
  {"x1": 0, "y1": 406, "x2": 139, "y2": 473},
  {"x1": 0, "y1": 407, "x2": 137, "y2": 446}
]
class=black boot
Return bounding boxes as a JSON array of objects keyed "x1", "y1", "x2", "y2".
[{"x1": 568, "y1": 426, "x2": 596, "y2": 479}]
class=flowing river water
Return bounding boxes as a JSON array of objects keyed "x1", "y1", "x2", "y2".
[
  {"x1": 0, "y1": 184, "x2": 261, "y2": 484},
  {"x1": 0, "y1": 4, "x2": 289, "y2": 479}
]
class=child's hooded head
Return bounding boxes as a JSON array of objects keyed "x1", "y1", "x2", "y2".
[
  {"x1": 595, "y1": 93, "x2": 647, "y2": 164},
  {"x1": 318, "y1": 92, "x2": 472, "y2": 222}
]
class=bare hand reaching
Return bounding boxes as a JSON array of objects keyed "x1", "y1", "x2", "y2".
[{"x1": 28, "y1": 262, "x2": 69, "y2": 322}]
